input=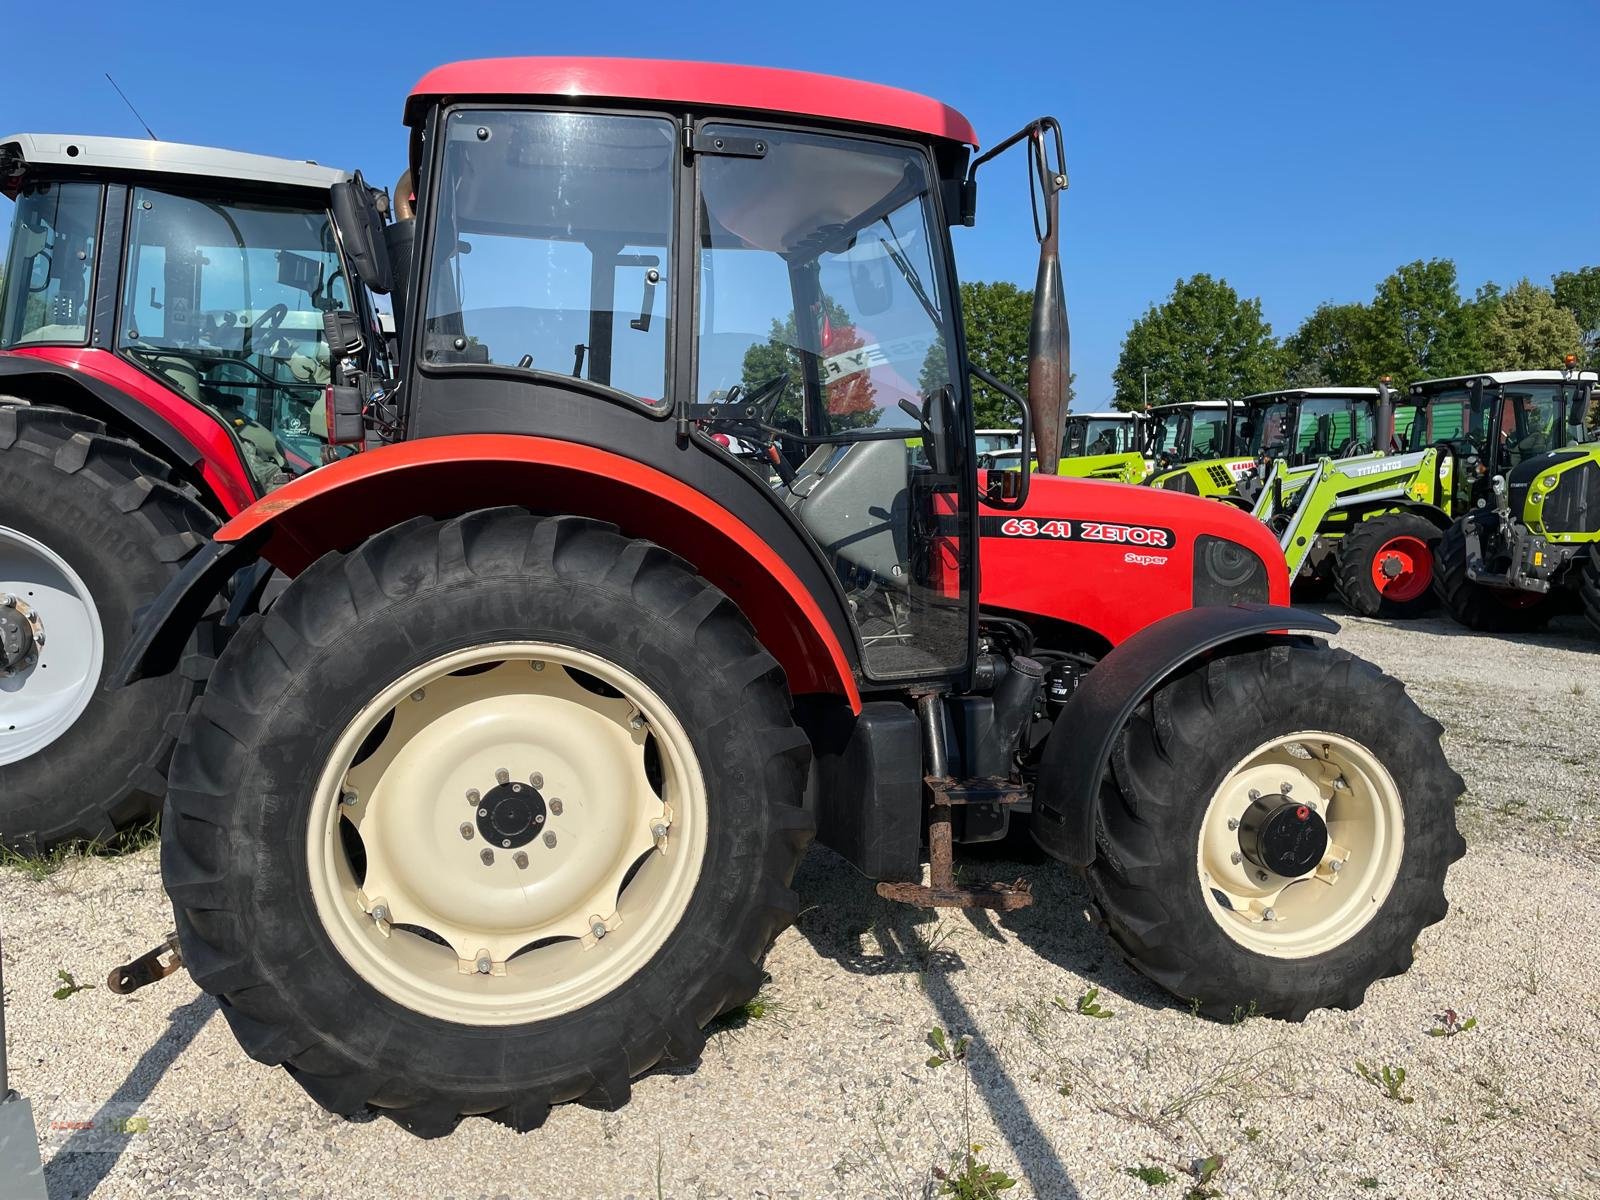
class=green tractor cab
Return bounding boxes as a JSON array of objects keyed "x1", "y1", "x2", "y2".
[
  {"x1": 1430, "y1": 365, "x2": 1600, "y2": 632},
  {"x1": 979, "y1": 410, "x2": 1149, "y2": 482},
  {"x1": 1145, "y1": 399, "x2": 1251, "y2": 499}
]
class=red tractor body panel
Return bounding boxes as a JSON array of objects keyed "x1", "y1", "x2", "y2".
[
  {"x1": 976, "y1": 473, "x2": 1290, "y2": 645},
  {"x1": 213, "y1": 435, "x2": 863, "y2": 710},
  {"x1": 4, "y1": 345, "x2": 258, "y2": 515},
  {"x1": 406, "y1": 57, "x2": 979, "y2": 147}
]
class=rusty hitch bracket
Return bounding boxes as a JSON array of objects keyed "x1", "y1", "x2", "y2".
[
  {"x1": 875, "y1": 695, "x2": 1034, "y2": 912},
  {"x1": 107, "y1": 933, "x2": 184, "y2": 995}
]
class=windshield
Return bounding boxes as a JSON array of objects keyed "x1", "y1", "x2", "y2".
[
  {"x1": 0, "y1": 182, "x2": 99, "y2": 348},
  {"x1": 119, "y1": 189, "x2": 349, "y2": 484},
  {"x1": 1250, "y1": 402, "x2": 1292, "y2": 457},
  {"x1": 975, "y1": 430, "x2": 1018, "y2": 456},
  {"x1": 1408, "y1": 383, "x2": 1562, "y2": 468},
  {"x1": 1065, "y1": 417, "x2": 1130, "y2": 457},
  {"x1": 1188, "y1": 410, "x2": 1230, "y2": 458}
]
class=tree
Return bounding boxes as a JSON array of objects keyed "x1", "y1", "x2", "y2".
[
  {"x1": 1479, "y1": 278, "x2": 1583, "y2": 370},
  {"x1": 1283, "y1": 302, "x2": 1378, "y2": 386},
  {"x1": 1362, "y1": 259, "x2": 1481, "y2": 382},
  {"x1": 1552, "y1": 266, "x2": 1600, "y2": 369},
  {"x1": 1111, "y1": 274, "x2": 1283, "y2": 410},
  {"x1": 918, "y1": 280, "x2": 1073, "y2": 428}
]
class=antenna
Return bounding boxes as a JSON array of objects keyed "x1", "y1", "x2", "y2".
[{"x1": 104, "y1": 74, "x2": 158, "y2": 141}]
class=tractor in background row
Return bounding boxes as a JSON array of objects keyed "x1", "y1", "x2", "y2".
[
  {"x1": 978, "y1": 408, "x2": 1148, "y2": 482},
  {"x1": 1429, "y1": 363, "x2": 1598, "y2": 632},
  {"x1": 0, "y1": 134, "x2": 391, "y2": 849},
  {"x1": 1144, "y1": 399, "x2": 1245, "y2": 496},
  {"x1": 116, "y1": 58, "x2": 1461, "y2": 1136}
]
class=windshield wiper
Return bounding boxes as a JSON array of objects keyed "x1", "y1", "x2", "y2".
[{"x1": 877, "y1": 212, "x2": 941, "y2": 328}]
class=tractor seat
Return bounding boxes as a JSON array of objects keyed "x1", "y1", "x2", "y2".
[{"x1": 785, "y1": 439, "x2": 911, "y2": 588}]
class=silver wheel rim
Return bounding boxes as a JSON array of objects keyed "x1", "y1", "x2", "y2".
[
  {"x1": 1195, "y1": 731, "x2": 1405, "y2": 959},
  {"x1": 0, "y1": 525, "x2": 104, "y2": 765},
  {"x1": 307, "y1": 641, "x2": 709, "y2": 1026}
]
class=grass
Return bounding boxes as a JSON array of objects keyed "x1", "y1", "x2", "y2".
[
  {"x1": 1124, "y1": 1164, "x2": 1176, "y2": 1186},
  {"x1": 0, "y1": 818, "x2": 161, "y2": 881}
]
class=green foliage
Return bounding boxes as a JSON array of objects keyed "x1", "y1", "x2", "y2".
[
  {"x1": 1357, "y1": 1178, "x2": 1381, "y2": 1190},
  {"x1": 52, "y1": 969, "x2": 94, "y2": 1000},
  {"x1": 934, "y1": 1145, "x2": 1018, "y2": 1198},
  {"x1": 926, "y1": 1026, "x2": 970, "y2": 1069},
  {"x1": 1355, "y1": 1061, "x2": 1414, "y2": 1103},
  {"x1": 1112, "y1": 274, "x2": 1284, "y2": 410},
  {"x1": 1552, "y1": 266, "x2": 1600, "y2": 368},
  {"x1": 1185, "y1": 1155, "x2": 1225, "y2": 1199},
  {"x1": 1480, "y1": 279, "x2": 1583, "y2": 369},
  {"x1": 1124, "y1": 1164, "x2": 1177, "y2": 1186},
  {"x1": 1061, "y1": 987, "x2": 1114, "y2": 1019},
  {"x1": 927, "y1": 280, "x2": 1074, "y2": 428},
  {"x1": 1284, "y1": 302, "x2": 1378, "y2": 386},
  {"x1": 1363, "y1": 259, "x2": 1483, "y2": 382},
  {"x1": 1427, "y1": 1007, "x2": 1477, "y2": 1038}
]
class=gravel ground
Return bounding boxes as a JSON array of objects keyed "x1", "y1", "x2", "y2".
[{"x1": 3, "y1": 609, "x2": 1598, "y2": 1200}]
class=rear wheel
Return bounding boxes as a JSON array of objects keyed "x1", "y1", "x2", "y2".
[
  {"x1": 1433, "y1": 518, "x2": 1557, "y2": 632},
  {"x1": 163, "y1": 511, "x2": 812, "y2": 1135},
  {"x1": 0, "y1": 403, "x2": 216, "y2": 850},
  {"x1": 1085, "y1": 641, "x2": 1464, "y2": 1020},
  {"x1": 1579, "y1": 550, "x2": 1600, "y2": 639},
  {"x1": 1334, "y1": 512, "x2": 1440, "y2": 619}
]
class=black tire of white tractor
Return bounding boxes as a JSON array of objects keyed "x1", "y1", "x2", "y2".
[
  {"x1": 0, "y1": 403, "x2": 216, "y2": 851},
  {"x1": 1085, "y1": 640, "x2": 1465, "y2": 1021},
  {"x1": 1432, "y1": 518, "x2": 1557, "y2": 632},
  {"x1": 1333, "y1": 512, "x2": 1441, "y2": 619},
  {"x1": 163, "y1": 510, "x2": 813, "y2": 1137}
]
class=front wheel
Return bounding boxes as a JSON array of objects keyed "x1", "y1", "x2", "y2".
[
  {"x1": 1085, "y1": 641, "x2": 1464, "y2": 1020},
  {"x1": 1333, "y1": 512, "x2": 1440, "y2": 619},
  {"x1": 1433, "y1": 518, "x2": 1557, "y2": 632},
  {"x1": 163, "y1": 511, "x2": 812, "y2": 1135}
]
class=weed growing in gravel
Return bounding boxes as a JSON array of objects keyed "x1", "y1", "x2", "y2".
[
  {"x1": 0, "y1": 819, "x2": 160, "y2": 882},
  {"x1": 1357, "y1": 1178, "x2": 1380, "y2": 1190},
  {"x1": 1185, "y1": 1155, "x2": 1225, "y2": 1199},
  {"x1": 51, "y1": 969, "x2": 94, "y2": 1000},
  {"x1": 1124, "y1": 1164, "x2": 1176, "y2": 1186},
  {"x1": 926, "y1": 1026, "x2": 970, "y2": 1069},
  {"x1": 0, "y1": 842, "x2": 79, "y2": 881},
  {"x1": 1161, "y1": 1047, "x2": 1282, "y2": 1121},
  {"x1": 1570, "y1": 682, "x2": 1586, "y2": 697},
  {"x1": 1060, "y1": 987, "x2": 1114, "y2": 1019},
  {"x1": 1355, "y1": 1062, "x2": 1414, "y2": 1104},
  {"x1": 933, "y1": 1146, "x2": 1017, "y2": 1198},
  {"x1": 1242, "y1": 1127, "x2": 1262, "y2": 1142},
  {"x1": 1427, "y1": 1008, "x2": 1477, "y2": 1037}
]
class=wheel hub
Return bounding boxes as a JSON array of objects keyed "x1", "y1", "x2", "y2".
[
  {"x1": 476, "y1": 779, "x2": 547, "y2": 849},
  {"x1": 1379, "y1": 555, "x2": 1403, "y2": 579},
  {"x1": 0, "y1": 593, "x2": 43, "y2": 676},
  {"x1": 1238, "y1": 792, "x2": 1328, "y2": 878}
]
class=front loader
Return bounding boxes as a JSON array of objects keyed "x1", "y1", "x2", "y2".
[
  {"x1": 0, "y1": 134, "x2": 391, "y2": 848},
  {"x1": 1429, "y1": 362, "x2": 1600, "y2": 632},
  {"x1": 117, "y1": 57, "x2": 1463, "y2": 1137}
]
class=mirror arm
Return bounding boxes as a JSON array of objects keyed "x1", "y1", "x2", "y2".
[{"x1": 971, "y1": 363, "x2": 1030, "y2": 510}]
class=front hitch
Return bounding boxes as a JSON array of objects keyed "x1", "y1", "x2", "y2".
[{"x1": 106, "y1": 934, "x2": 184, "y2": 996}]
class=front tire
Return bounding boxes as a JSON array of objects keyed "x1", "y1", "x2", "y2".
[
  {"x1": 0, "y1": 404, "x2": 216, "y2": 850},
  {"x1": 163, "y1": 511, "x2": 812, "y2": 1135},
  {"x1": 1433, "y1": 518, "x2": 1557, "y2": 632},
  {"x1": 1579, "y1": 550, "x2": 1600, "y2": 639},
  {"x1": 1333, "y1": 512, "x2": 1440, "y2": 619},
  {"x1": 1085, "y1": 641, "x2": 1464, "y2": 1020}
]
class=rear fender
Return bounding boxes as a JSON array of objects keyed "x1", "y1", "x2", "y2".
[
  {"x1": 1030, "y1": 603, "x2": 1339, "y2": 867},
  {"x1": 124, "y1": 436, "x2": 862, "y2": 709}
]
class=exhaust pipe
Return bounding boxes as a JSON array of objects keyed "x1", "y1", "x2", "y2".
[{"x1": 1027, "y1": 124, "x2": 1070, "y2": 475}]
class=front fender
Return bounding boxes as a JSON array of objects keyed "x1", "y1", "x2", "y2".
[
  {"x1": 1029, "y1": 603, "x2": 1339, "y2": 867},
  {"x1": 114, "y1": 533, "x2": 264, "y2": 685}
]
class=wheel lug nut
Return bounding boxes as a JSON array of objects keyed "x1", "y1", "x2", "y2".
[
  {"x1": 549, "y1": 799, "x2": 563, "y2": 816},
  {"x1": 459, "y1": 823, "x2": 473, "y2": 840},
  {"x1": 1227, "y1": 818, "x2": 1239, "y2": 831},
  {"x1": 480, "y1": 848, "x2": 495, "y2": 866},
  {"x1": 466, "y1": 788, "x2": 480, "y2": 805},
  {"x1": 1329, "y1": 860, "x2": 1344, "y2": 874},
  {"x1": 543, "y1": 832, "x2": 557, "y2": 848},
  {"x1": 651, "y1": 822, "x2": 669, "y2": 841},
  {"x1": 530, "y1": 773, "x2": 544, "y2": 789},
  {"x1": 341, "y1": 789, "x2": 358, "y2": 806},
  {"x1": 371, "y1": 903, "x2": 389, "y2": 923},
  {"x1": 475, "y1": 952, "x2": 492, "y2": 974},
  {"x1": 1280, "y1": 782, "x2": 1293, "y2": 793},
  {"x1": 590, "y1": 918, "x2": 607, "y2": 940},
  {"x1": 410, "y1": 688, "x2": 426, "y2": 702},
  {"x1": 514, "y1": 851, "x2": 529, "y2": 869},
  {"x1": 1257, "y1": 870, "x2": 1270, "y2": 882},
  {"x1": 629, "y1": 715, "x2": 645, "y2": 731},
  {"x1": 495, "y1": 767, "x2": 510, "y2": 785},
  {"x1": 532, "y1": 661, "x2": 544, "y2": 671},
  {"x1": 1263, "y1": 907, "x2": 1278, "y2": 922},
  {"x1": 1230, "y1": 851, "x2": 1243, "y2": 865}
]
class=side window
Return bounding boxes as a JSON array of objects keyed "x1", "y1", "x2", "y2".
[
  {"x1": 0, "y1": 182, "x2": 100, "y2": 348},
  {"x1": 1294, "y1": 398, "x2": 1357, "y2": 458}
]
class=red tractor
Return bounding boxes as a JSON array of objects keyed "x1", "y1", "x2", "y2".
[
  {"x1": 0, "y1": 134, "x2": 391, "y2": 848},
  {"x1": 121, "y1": 59, "x2": 1462, "y2": 1136}
]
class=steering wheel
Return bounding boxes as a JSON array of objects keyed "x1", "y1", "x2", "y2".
[{"x1": 244, "y1": 303, "x2": 290, "y2": 353}]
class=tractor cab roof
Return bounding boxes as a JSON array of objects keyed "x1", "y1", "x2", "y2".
[
  {"x1": 1409, "y1": 370, "x2": 1599, "y2": 395},
  {"x1": 0, "y1": 132, "x2": 348, "y2": 200},
  {"x1": 1150, "y1": 399, "x2": 1232, "y2": 413},
  {"x1": 404, "y1": 57, "x2": 979, "y2": 147},
  {"x1": 1237, "y1": 387, "x2": 1379, "y2": 406},
  {"x1": 1069, "y1": 410, "x2": 1138, "y2": 421}
]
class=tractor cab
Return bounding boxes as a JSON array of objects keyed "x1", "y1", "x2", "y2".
[
  {"x1": 1405, "y1": 369, "x2": 1597, "y2": 511},
  {"x1": 1146, "y1": 399, "x2": 1236, "y2": 470},
  {"x1": 0, "y1": 134, "x2": 390, "y2": 493}
]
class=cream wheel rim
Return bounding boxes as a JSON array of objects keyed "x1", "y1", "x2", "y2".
[
  {"x1": 1194, "y1": 731, "x2": 1404, "y2": 959},
  {"x1": 307, "y1": 641, "x2": 708, "y2": 1025}
]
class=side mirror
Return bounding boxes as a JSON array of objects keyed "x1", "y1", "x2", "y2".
[
  {"x1": 331, "y1": 171, "x2": 394, "y2": 296},
  {"x1": 27, "y1": 253, "x2": 51, "y2": 292},
  {"x1": 848, "y1": 250, "x2": 894, "y2": 317}
]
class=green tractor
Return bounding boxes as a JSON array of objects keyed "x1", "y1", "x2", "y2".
[
  {"x1": 980, "y1": 409, "x2": 1149, "y2": 482},
  {"x1": 1249, "y1": 382, "x2": 1450, "y2": 617},
  {"x1": 1144, "y1": 399, "x2": 1251, "y2": 499},
  {"x1": 1430, "y1": 363, "x2": 1599, "y2": 632}
]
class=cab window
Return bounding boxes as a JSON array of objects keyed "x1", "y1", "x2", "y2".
[{"x1": 0, "y1": 182, "x2": 99, "y2": 348}]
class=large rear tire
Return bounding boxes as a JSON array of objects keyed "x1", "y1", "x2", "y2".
[
  {"x1": 0, "y1": 403, "x2": 216, "y2": 850},
  {"x1": 1433, "y1": 518, "x2": 1557, "y2": 632},
  {"x1": 1085, "y1": 641, "x2": 1464, "y2": 1020},
  {"x1": 1579, "y1": 550, "x2": 1600, "y2": 639},
  {"x1": 1333, "y1": 512, "x2": 1440, "y2": 619},
  {"x1": 163, "y1": 511, "x2": 812, "y2": 1136}
]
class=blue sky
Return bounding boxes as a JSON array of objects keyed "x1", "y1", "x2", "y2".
[{"x1": 5, "y1": 0, "x2": 1596, "y2": 405}]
